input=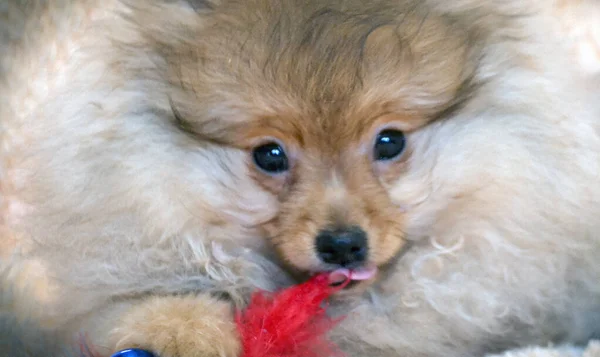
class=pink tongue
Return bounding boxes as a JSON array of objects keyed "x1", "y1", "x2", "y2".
[
  {"x1": 350, "y1": 266, "x2": 378, "y2": 280},
  {"x1": 328, "y1": 266, "x2": 378, "y2": 285}
]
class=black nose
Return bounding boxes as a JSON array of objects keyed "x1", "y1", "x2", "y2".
[{"x1": 315, "y1": 227, "x2": 368, "y2": 267}]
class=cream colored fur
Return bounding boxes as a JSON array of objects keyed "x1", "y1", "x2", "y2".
[
  {"x1": 488, "y1": 341, "x2": 600, "y2": 357},
  {"x1": 1, "y1": 1, "x2": 600, "y2": 357}
]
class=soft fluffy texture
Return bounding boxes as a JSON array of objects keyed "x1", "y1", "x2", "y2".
[
  {"x1": 1, "y1": 0, "x2": 600, "y2": 357},
  {"x1": 488, "y1": 341, "x2": 600, "y2": 357}
]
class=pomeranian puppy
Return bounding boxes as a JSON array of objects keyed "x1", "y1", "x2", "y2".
[{"x1": 1, "y1": 0, "x2": 600, "y2": 356}]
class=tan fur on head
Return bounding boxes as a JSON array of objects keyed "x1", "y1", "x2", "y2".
[
  {"x1": 1, "y1": 0, "x2": 600, "y2": 357},
  {"x1": 157, "y1": 0, "x2": 479, "y2": 277}
]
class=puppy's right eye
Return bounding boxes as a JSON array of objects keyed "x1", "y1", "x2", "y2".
[
  {"x1": 374, "y1": 129, "x2": 406, "y2": 161},
  {"x1": 252, "y1": 143, "x2": 289, "y2": 174}
]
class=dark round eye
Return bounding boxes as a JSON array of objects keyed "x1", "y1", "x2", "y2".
[
  {"x1": 374, "y1": 129, "x2": 406, "y2": 161},
  {"x1": 252, "y1": 142, "x2": 289, "y2": 174}
]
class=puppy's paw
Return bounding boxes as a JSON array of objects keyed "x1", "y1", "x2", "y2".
[{"x1": 110, "y1": 295, "x2": 240, "y2": 357}]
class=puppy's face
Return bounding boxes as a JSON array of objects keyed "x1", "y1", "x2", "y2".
[
  {"x1": 164, "y1": 0, "x2": 478, "y2": 285},
  {"x1": 239, "y1": 111, "x2": 411, "y2": 280}
]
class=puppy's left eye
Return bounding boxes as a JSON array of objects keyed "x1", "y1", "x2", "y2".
[
  {"x1": 374, "y1": 129, "x2": 406, "y2": 161},
  {"x1": 252, "y1": 143, "x2": 289, "y2": 174}
]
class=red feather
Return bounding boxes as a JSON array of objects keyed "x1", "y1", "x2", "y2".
[{"x1": 236, "y1": 273, "x2": 347, "y2": 357}]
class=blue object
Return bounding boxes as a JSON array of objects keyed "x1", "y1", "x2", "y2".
[{"x1": 110, "y1": 348, "x2": 155, "y2": 357}]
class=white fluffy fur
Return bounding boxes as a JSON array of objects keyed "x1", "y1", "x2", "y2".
[
  {"x1": 488, "y1": 341, "x2": 600, "y2": 357},
  {"x1": 1, "y1": 0, "x2": 600, "y2": 356}
]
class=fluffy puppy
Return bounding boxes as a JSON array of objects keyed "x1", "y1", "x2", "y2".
[{"x1": 1, "y1": 0, "x2": 600, "y2": 357}]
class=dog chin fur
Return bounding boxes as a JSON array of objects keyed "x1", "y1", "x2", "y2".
[{"x1": 1, "y1": 1, "x2": 600, "y2": 357}]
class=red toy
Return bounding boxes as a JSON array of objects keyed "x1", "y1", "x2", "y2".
[{"x1": 236, "y1": 272, "x2": 348, "y2": 357}]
